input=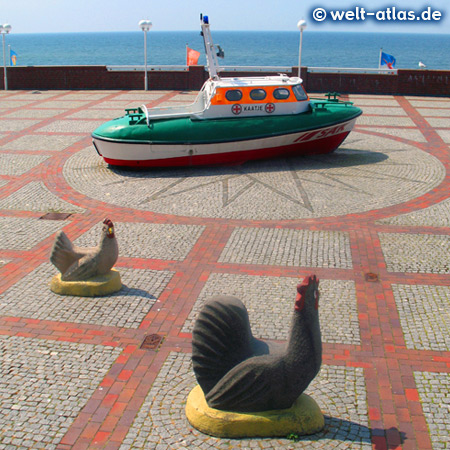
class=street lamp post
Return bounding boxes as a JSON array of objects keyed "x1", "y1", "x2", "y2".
[
  {"x1": 138, "y1": 20, "x2": 152, "y2": 91},
  {"x1": 0, "y1": 23, "x2": 12, "y2": 90},
  {"x1": 297, "y1": 20, "x2": 307, "y2": 78}
]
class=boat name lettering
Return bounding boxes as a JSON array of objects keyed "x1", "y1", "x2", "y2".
[
  {"x1": 243, "y1": 105, "x2": 264, "y2": 112},
  {"x1": 294, "y1": 123, "x2": 348, "y2": 143}
]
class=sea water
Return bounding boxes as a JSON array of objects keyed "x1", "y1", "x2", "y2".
[{"x1": 6, "y1": 31, "x2": 450, "y2": 70}]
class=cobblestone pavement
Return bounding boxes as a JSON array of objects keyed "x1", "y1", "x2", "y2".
[{"x1": 0, "y1": 89, "x2": 449, "y2": 449}]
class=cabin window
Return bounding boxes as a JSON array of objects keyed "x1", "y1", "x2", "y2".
[
  {"x1": 250, "y1": 89, "x2": 267, "y2": 101},
  {"x1": 292, "y1": 85, "x2": 308, "y2": 101},
  {"x1": 273, "y1": 88, "x2": 291, "y2": 100},
  {"x1": 225, "y1": 90, "x2": 243, "y2": 101}
]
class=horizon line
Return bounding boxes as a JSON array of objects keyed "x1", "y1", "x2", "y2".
[{"x1": 10, "y1": 29, "x2": 450, "y2": 36}]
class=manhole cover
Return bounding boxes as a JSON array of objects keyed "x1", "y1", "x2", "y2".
[
  {"x1": 365, "y1": 272, "x2": 379, "y2": 282},
  {"x1": 140, "y1": 334, "x2": 164, "y2": 350},
  {"x1": 40, "y1": 213, "x2": 72, "y2": 220}
]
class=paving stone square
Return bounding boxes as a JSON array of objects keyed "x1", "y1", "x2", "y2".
[
  {"x1": 74, "y1": 221, "x2": 205, "y2": 261},
  {"x1": 379, "y1": 233, "x2": 450, "y2": 274},
  {"x1": 355, "y1": 116, "x2": 415, "y2": 127},
  {"x1": 87, "y1": 101, "x2": 152, "y2": 109},
  {"x1": 357, "y1": 106, "x2": 406, "y2": 116},
  {"x1": 356, "y1": 127, "x2": 426, "y2": 142},
  {"x1": 0, "y1": 153, "x2": 50, "y2": 176},
  {"x1": 0, "y1": 217, "x2": 66, "y2": 250},
  {"x1": 0, "y1": 100, "x2": 35, "y2": 109},
  {"x1": 409, "y1": 100, "x2": 450, "y2": 108},
  {"x1": 113, "y1": 93, "x2": 171, "y2": 101},
  {"x1": 348, "y1": 98, "x2": 399, "y2": 106},
  {"x1": 0, "y1": 335, "x2": 121, "y2": 450},
  {"x1": 120, "y1": 352, "x2": 371, "y2": 450},
  {"x1": 414, "y1": 372, "x2": 450, "y2": 450},
  {"x1": 417, "y1": 108, "x2": 450, "y2": 117},
  {"x1": 0, "y1": 119, "x2": 42, "y2": 132},
  {"x1": 0, "y1": 182, "x2": 85, "y2": 213},
  {"x1": 378, "y1": 198, "x2": 450, "y2": 228},
  {"x1": 182, "y1": 273, "x2": 360, "y2": 344},
  {"x1": 30, "y1": 100, "x2": 92, "y2": 109},
  {"x1": 218, "y1": 228, "x2": 353, "y2": 269},
  {"x1": 425, "y1": 117, "x2": 450, "y2": 128},
  {"x1": 58, "y1": 93, "x2": 112, "y2": 101},
  {"x1": 65, "y1": 109, "x2": 126, "y2": 119},
  {"x1": 9, "y1": 92, "x2": 61, "y2": 101},
  {"x1": 436, "y1": 129, "x2": 450, "y2": 143},
  {"x1": 36, "y1": 119, "x2": 105, "y2": 133},
  {"x1": 0, "y1": 134, "x2": 84, "y2": 151},
  {"x1": 392, "y1": 284, "x2": 450, "y2": 351},
  {"x1": 2, "y1": 109, "x2": 68, "y2": 119},
  {"x1": 0, "y1": 263, "x2": 174, "y2": 328}
]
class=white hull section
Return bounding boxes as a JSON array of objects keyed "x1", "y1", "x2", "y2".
[{"x1": 94, "y1": 119, "x2": 357, "y2": 165}]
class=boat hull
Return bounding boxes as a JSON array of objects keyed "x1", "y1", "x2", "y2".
[{"x1": 93, "y1": 118, "x2": 357, "y2": 168}]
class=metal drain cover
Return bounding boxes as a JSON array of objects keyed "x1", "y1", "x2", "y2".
[
  {"x1": 365, "y1": 272, "x2": 379, "y2": 282},
  {"x1": 140, "y1": 334, "x2": 164, "y2": 350},
  {"x1": 39, "y1": 213, "x2": 72, "y2": 220}
]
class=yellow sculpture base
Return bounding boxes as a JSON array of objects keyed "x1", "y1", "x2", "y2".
[
  {"x1": 185, "y1": 384, "x2": 324, "y2": 438},
  {"x1": 50, "y1": 269, "x2": 122, "y2": 297}
]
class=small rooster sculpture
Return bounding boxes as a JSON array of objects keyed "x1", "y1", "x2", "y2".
[
  {"x1": 192, "y1": 275, "x2": 321, "y2": 412},
  {"x1": 50, "y1": 219, "x2": 119, "y2": 282}
]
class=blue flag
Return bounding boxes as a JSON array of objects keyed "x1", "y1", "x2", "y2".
[
  {"x1": 380, "y1": 51, "x2": 396, "y2": 69},
  {"x1": 10, "y1": 49, "x2": 18, "y2": 66}
]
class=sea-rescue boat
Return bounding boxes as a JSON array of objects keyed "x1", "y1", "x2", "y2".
[{"x1": 92, "y1": 15, "x2": 362, "y2": 168}]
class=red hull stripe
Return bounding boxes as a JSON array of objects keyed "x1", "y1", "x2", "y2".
[{"x1": 103, "y1": 131, "x2": 350, "y2": 168}]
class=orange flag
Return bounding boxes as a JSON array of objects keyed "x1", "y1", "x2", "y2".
[{"x1": 186, "y1": 46, "x2": 200, "y2": 66}]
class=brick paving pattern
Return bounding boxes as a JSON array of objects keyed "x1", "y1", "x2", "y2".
[
  {"x1": 218, "y1": 228, "x2": 353, "y2": 268},
  {"x1": 392, "y1": 284, "x2": 450, "y2": 352},
  {"x1": 0, "y1": 89, "x2": 449, "y2": 449},
  {"x1": 0, "y1": 336, "x2": 121, "y2": 450},
  {"x1": 183, "y1": 273, "x2": 360, "y2": 344},
  {"x1": 64, "y1": 135, "x2": 445, "y2": 220},
  {"x1": 120, "y1": 352, "x2": 371, "y2": 450},
  {"x1": 414, "y1": 372, "x2": 450, "y2": 450},
  {"x1": 0, "y1": 264, "x2": 174, "y2": 328},
  {"x1": 379, "y1": 233, "x2": 450, "y2": 274},
  {"x1": 74, "y1": 222, "x2": 205, "y2": 261}
]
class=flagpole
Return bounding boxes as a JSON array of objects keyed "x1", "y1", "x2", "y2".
[
  {"x1": 8, "y1": 45, "x2": 10, "y2": 66},
  {"x1": 378, "y1": 47, "x2": 382, "y2": 69}
]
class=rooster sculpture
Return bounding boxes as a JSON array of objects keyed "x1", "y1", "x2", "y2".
[
  {"x1": 50, "y1": 219, "x2": 119, "y2": 282},
  {"x1": 192, "y1": 275, "x2": 322, "y2": 413}
]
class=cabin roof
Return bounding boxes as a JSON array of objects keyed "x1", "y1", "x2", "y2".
[{"x1": 210, "y1": 76, "x2": 303, "y2": 89}]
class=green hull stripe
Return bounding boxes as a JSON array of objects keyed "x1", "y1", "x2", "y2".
[{"x1": 92, "y1": 102, "x2": 362, "y2": 145}]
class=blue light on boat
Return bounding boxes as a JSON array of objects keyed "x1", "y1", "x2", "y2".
[{"x1": 203, "y1": 16, "x2": 209, "y2": 24}]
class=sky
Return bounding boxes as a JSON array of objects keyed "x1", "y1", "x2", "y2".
[{"x1": 1, "y1": 0, "x2": 449, "y2": 34}]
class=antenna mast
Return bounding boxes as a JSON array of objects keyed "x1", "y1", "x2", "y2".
[{"x1": 200, "y1": 14, "x2": 221, "y2": 79}]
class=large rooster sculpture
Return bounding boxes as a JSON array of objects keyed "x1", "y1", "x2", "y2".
[
  {"x1": 192, "y1": 275, "x2": 322, "y2": 413},
  {"x1": 50, "y1": 219, "x2": 119, "y2": 281}
]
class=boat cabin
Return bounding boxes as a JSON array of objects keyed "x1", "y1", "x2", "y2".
[
  {"x1": 131, "y1": 14, "x2": 310, "y2": 125},
  {"x1": 134, "y1": 75, "x2": 310, "y2": 124},
  {"x1": 199, "y1": 75, "x2": 310, "y2": 119}
]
